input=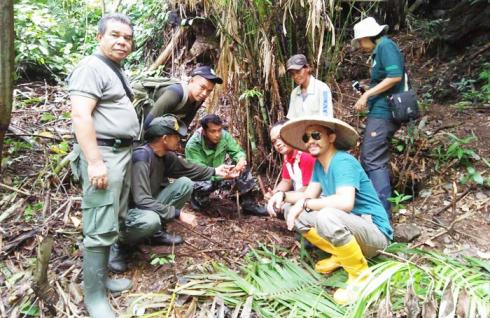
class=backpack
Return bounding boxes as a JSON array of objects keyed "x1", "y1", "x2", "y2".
[{"x1": 131, "y1": 76, "x2": 182, "y2": 140}]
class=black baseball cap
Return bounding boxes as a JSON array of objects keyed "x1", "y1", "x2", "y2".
[{"x1": 190, "y1": 65, "x2": 223, "y2": 84}]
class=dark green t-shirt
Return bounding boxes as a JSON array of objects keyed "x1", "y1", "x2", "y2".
[{"x1": 368, "y1": 37, "x2": 405, "y2": 119}]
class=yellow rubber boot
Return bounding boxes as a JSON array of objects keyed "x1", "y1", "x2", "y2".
[
  {"x1": 302, "y1": 229, "x2": 341, "y2": 274},
  {"x1": 331, "y1": 236, "x2": 371, "y2": 305}
]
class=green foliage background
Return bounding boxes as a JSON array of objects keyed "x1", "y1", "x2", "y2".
[{"x1": 14, "y1": 0, "x2": 169, "y2": 79}]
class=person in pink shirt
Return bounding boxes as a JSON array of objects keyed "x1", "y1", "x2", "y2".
[{"x1": 266, "y1": 120, "x2": 316, "y2": 215}]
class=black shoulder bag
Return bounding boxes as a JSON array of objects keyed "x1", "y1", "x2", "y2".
[
  {"x1": 388, "y1": 70, "x2": 420, "y2": 124},
  {"x1": 94, "y1": 53, "x2": 134, "y2": 102}
]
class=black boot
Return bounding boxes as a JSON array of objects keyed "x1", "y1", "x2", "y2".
[
  {"x1": 108, "y1": 243, "x2": 129, "y2": 273},
  {"x1": 241, "y1": 200, "x2": 268, "y2": 216},
  {"x1": 191, "y1": 181, "x2": 214, "y2": 211},
  {"x1": 147, "y1": 230, "x2": 183, "y2": 246}
]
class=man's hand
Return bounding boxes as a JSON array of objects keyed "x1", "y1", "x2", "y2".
[
  {"x1": 233, "y1": 159, "x2": 247, "y2": 174},
  {"x1": 354, "y1": 92, "x2": 369, "y2": 112},
  {"x1": 264, "y1": 187, "x2": 273, "y2": 201},
  {"x1": 286, "y1": 199, "x2": 304, "y2": 231},
  {"x1": 215, "y1": 164, "x2": 235, "y2": 179},
  {"x1": 88, "y1": 160, "x2": 108, "y2": 189},
  {"x1": 267, "y1": 191, "x2": 284, "y2": 217},
  {"x1": 179, "y1": 211, "x2": 197, "y2": 227}
]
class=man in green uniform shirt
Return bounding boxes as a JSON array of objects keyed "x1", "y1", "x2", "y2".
[
  {"x1": 68, "y1": 13, "x2": 136, "y2": 318},
  {"x1": 143, "y1": 65, "x2": 223, "y2": 129},
  {"x1": 185, "y1": 115, "x2": 267, "y2": 216},
  {"x1": 109, "y1": 115, "x2": 233, "y2": 272}
]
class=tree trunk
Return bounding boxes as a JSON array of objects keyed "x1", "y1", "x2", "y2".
[{"x1": 0, "y1": 0, "x2": 15, "y2": 172}]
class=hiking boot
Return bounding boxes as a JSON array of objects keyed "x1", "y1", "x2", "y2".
[
  {"x1": 108, "y1": 243, "x2": 129, "y2": 273},
  {"x1": 241, "y1": 200, "x2": 268, "y2": 216},
  {"x1": 190, "y1": 193, "x2": 211, "y2": 211},
  {"x1": 146, "y1": 230, "x2": 183, "y2": 246},
  {"x1": 191, "y1": 181, "x2": 214, "y2": 211}
]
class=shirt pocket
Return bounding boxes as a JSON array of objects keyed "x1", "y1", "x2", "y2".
[{"x1": 81, "y1": 189, "x2": 118, "y2": 236}]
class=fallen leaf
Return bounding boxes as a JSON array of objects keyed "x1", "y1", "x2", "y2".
[{"x1": 70, "y1": 216, "x2": 81, "y2": 228}]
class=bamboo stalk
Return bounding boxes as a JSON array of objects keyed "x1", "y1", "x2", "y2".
[{"x1": 148, "y1": 28, "x2": 187, "y2": 71}]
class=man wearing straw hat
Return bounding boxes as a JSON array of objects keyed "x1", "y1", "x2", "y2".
[{"x1": 268, "y1": 116, "x2": 392, "y2": 304}]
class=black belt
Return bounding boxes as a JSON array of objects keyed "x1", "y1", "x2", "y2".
[{"x1": 96, "y1": 138, "x2": 133, "y2": 148}]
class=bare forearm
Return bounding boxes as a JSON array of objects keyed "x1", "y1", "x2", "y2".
[
  {"x1": 284, "y1": 191, "x2": 308, "y2": 204},
  {"x1": 305, "y1": 195, "x2": 353, "y2": 212},
  {"x1": 365, "y1": 77, "x2": 401, "y2": 98},
  {"x1": 274, "y1": 180, "x2": 292, "y2": 193}
]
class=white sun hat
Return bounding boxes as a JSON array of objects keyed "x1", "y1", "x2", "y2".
[
  {"x1": 279, "y1": 116, "x2": 359, "y2": 152},
  {"x1": 351, "y1": 17, "x2": 389, "y2": 49}
]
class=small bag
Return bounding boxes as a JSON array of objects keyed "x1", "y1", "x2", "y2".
[{"x1": 388, "y1": 71, "x2": 420, "y2": 124}]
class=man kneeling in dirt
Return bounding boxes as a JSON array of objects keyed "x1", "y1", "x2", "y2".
[
  {"x1": 185, "y1": 115, "x2": 268, "y2": 216},
  {"x1": 268, "y1": 116, "x2": 392, "y2": 304},
  {"x1": 109, "y1": 115, "x2": 233, "y2": 273}
]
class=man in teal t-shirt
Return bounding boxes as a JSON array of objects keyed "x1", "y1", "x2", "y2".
[
  {"x1": 268, "y1": 116, "x2": 392, "y2": 305},
  {"x1": 352, "y1": 17, "x2": 405, "y2": 218}
]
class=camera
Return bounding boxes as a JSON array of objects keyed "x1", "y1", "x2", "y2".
[{"x1": 352, "y1": 81, "x2": 365, "y2": 94}]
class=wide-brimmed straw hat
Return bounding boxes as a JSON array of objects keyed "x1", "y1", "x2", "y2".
[
  {"x1": 279, "y1": 116, "x2": 359, "y2": 151},
  {"x1": 351, "y1": 17, "x2": 388, "y2": 49}
]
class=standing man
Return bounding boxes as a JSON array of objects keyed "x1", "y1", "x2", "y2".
[
  {"x1": 268, "y1": 116, "x2": 392, "y2": 304},
  {"x1": 143, "y1": 65, "x2": 223, "y2": 128},
  {"x1": 68, "y1": 14, "x2": 137, "y2": 318},
  {"x1": 286, "y1": 54, "x2": 334, "y2": 119},
  {"x1": 265, "y1": 119, "x2": 316, "y2": 207},
  {"x1": 108, "y1": 115, "x2": 233, "y2": 272},
  {"x1": 185, "y1": 114, "x2": 267, "y2": 216}
]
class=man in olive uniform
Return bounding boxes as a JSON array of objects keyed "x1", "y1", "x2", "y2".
[
  {"x1": 68, "y1": 14, "x2": 136, "y2": 318},
  {"x1": 143, "y1": 65, "x2": 223, "y2": 129},
  {"x1": 108, "y1": 115, "x2": 233, "y2": 272}
]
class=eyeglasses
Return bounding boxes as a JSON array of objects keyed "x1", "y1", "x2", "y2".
[{"x1": 302, "y1": 131, "x2": 322, "y2": 143}]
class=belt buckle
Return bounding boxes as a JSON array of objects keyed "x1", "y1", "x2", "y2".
[{"x1": 112, "y1": 139, "x2": 122, "y2": 151}]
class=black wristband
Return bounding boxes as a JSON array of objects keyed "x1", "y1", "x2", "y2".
[
  {"x1": 174, "y1": 208, "x2": 181, "y2": 218},
  {"x1": 303, "y1": 199, "x2": 312, "y2": 212},
  {"x1": 279, "y1": 191, "x2": 286, "y2": 201}
]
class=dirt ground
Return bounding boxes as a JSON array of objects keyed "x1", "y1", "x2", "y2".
[{"x1": 1, "y1": 33, "x2": 489, "y2": 317}]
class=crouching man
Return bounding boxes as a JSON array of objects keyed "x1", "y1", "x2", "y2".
[
  {"x1": 109, "y1": 115, "x2": 232, "y2": 272},
  {"x1": 268, "y1": 116, "x2": 392, "y2": 304},
  {"x1": 185, "y1": 115, "x2": 267, "y2": 216},
  {"x1": 265, "y1": 119, "x2": 316, "y2": 203}
]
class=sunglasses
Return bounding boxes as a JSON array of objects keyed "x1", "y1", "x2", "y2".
[{"x1": 302, "y1": 131, "x2": 322, "y2": 143}]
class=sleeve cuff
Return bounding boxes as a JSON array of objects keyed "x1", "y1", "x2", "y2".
[{"x1": 174, "y1": 208, "x2": 181, "y2": 218}]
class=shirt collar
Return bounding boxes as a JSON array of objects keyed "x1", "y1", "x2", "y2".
[
  {"x1": 372, "y1": 36, "x2": 386, "y2": 59},
  {"x1": 294, "y1": 75, "x2": 316, "y2": 96}
]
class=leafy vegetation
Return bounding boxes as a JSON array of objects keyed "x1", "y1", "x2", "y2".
[
  {"x1": 171, "y1": 244, "x2": 490, "y2": 317},
  {"x1": 150, "y1": 254, "x2": 175, "y2": 266},
  {"x1": 14, "y1": 0, "x2": 170, "y2": 79},
  {"x1": 431, "y1": 132, "x2": 488, "y2": 185},
  {"x1": 14, "y1": 0, "x2": 100, "y2": 78},
  {"x1": 388, "y1": 190, "x2": 412, "y2": 212}
]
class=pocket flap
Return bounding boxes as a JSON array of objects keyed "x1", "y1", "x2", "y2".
[{"x1": 82, "y1": 189, "x2": 114, "y2": 209}]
